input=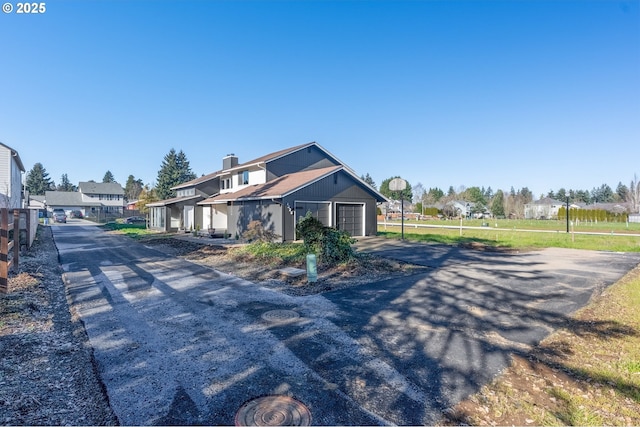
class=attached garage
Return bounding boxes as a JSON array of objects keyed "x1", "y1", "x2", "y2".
[
  {"x1": 336, "y1": 203, "x2": 364, "y2": 237},
  {"x1": 295, "y1": 201, "x2": 331, "y2": 227}
]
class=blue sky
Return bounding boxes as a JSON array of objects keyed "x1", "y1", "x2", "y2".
[{"x1": 2, "y1": 0, "x2": 639, "y2": 200}]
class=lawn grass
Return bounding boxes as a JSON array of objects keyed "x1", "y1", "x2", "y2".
[
  {"x1": 231, "y1": 241, "x2": 308, "y2": 265},
  {"x1": 393, "y1": 218, "x2": 640, "y2": 234},
  {"x1": 99, "y1": 222, "x2": 164, "y2": 239},
  {"x1": 378, "y1": 224, "x2": 640, "y2": 252}
]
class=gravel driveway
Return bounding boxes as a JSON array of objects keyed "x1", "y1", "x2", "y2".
[{"x1": 54, "y1": 224, "x2": 640, "y2": 425}]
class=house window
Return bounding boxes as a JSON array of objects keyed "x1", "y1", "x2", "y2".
[
  {"x1": 241, "y1": 170, "x2": 249, "y2": 185},
  {"x1": 222, "y1": 178, "x2": 232, "y2": 190}
]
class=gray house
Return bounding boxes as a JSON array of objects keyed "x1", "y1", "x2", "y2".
[{"x1": 148, "y1": 142, "x2": 387, "y2": 241}]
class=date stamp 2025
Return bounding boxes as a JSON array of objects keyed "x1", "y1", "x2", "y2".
[{"x1": 3, "y1": 2, "x2": 47, "y2": 14}]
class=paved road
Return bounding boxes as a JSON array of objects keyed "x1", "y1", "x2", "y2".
[{"x1": 52, "y1": 222, "x2": 640, "y2": 425}]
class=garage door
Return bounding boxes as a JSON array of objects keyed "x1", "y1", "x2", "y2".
[
  {"x1": 336, "y1": 203, "x2": 364, "y2": 236},
  {"x1": 295, "y1": 202, "x2": 331, "y2": 228}
]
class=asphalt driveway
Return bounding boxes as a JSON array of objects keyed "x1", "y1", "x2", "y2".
[{"x1": 53, "y1": 224, "x2": 640, "y2": 425}]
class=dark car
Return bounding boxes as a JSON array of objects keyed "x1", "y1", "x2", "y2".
[
  {"x1": 70, "y1": 210, "x2": 84, "y2": 218},
  {"x1": 53, "y1": 212, "x2": 67, "y2": 223},
  {"x1": 124, "y1": 216, "x2": 146, "y2": 224}
]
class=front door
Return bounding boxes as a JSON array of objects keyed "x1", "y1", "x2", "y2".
[{"x1": 184, "y1": 206, "x2": 194, "y2": 231}]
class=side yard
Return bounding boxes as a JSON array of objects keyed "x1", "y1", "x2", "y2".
[{"x1": 0, "y1": 226, "x2": 117, "y2": 425}]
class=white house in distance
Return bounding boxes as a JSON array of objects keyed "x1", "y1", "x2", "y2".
[
  {"x1": 34, "y1": 182, "x2": 125, "y2": 218},
  {"x1": 0, "y1": 142, "x2": 26, "y2": 209}
]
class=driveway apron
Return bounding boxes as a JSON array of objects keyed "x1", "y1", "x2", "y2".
[{"x1": 53, "y1": 225, "x2": 640, "y2": 425}]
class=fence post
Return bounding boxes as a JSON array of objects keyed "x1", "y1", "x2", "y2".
[
  {"x1": 0, "y1": 209, "x2": 8, "y2": 293},
  {"x1": 24, "y1": 209, "x2": 31, "y2": 250},
  {"x1": 12, "y1": 209, "x2": 19, "y2": 272}
]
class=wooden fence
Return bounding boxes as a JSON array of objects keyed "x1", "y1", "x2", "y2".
[{"x1": 1, "y1": 209, "x2": 38, "y2": 293}]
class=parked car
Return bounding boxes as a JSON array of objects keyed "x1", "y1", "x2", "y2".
[
  {"x1": 70, "y1": 210, "x2": 84, "y2": 218},
  {"x1": 53, "y1": 212, "x2": 67, "y2": 223},
  {"x1": 124, "y1": 216, "x2": 146, "y2": 224}
]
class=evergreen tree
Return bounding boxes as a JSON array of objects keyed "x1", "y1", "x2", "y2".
[
  {"x1": 360, "y1": 173, "x2": 377, "y2": 189},
  {"x1": 103, "y1": 170, "x2": 116, "y2": 183},
  {"x1": 491, "y1": 189, "x2": 505, "y2": 217},
  {"x1": 25, "y1": 163, "x2": 54, "y2": 195},
  {"x1": 57, "y1": 173, "x2": 77, "y2": 192},
  {"x1": 519, "y1": 187, "x2": 533, "y2": 204},
  {"x1": 124, "y1": 175, "x2": 144, "y2": 201},
  {"x1": 426, "y1": 187, "x2": 444, "y2": 203},
  {"x1": 155, "y1": 149, "x2": 197, "y2": 200},
  {"x1": 462, "y1": 186, "x2": 486, "y2": 205},
  {"x1": 616, "y1": 181, "x2": 629, "y2": 202},
  {"x1": 556, "y1": 188, "x2": 567, "y2": 201}
]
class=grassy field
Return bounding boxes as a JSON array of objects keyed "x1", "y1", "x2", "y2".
[{"x1": 378, "y1": 219, "x2": 640, "y2": 252}]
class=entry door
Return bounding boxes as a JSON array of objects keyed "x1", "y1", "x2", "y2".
[
  {"x1": 336, "y1": 203, "x2": 364, "y2": 236},
  {"x1": 184, "y1": 206, "x2": 194, "y2": 230}
]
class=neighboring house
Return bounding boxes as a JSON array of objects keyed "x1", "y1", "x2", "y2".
[
  {"x1": 0, "y1": 142, "x2": 26, "y2": 208},
  {"x1": 524, "y1": 197, "x2": 569, "y2": 220},
  {"x1": 578, "y1": 202, "x2": 629, "y2": 215},
  {"x1": 42, "y1": 182, "x2": 125, "y2": 217},
  {"x1": 27, "y1": 194, "x2": 47, "y2": 217},
  {"x1": 148, "y1": 142, "x2": 387, "y2": 241},
  {"x1": 381, "y1": 199, "x2": 414, "y2": 219},
  {"x1": 629, "y1": 213, "x2": 640, "y2": 224}
]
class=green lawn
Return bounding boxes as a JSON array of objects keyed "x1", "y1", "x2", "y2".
[{"x1": 378, "y1": 219, "x2": 640, "y2": 252}]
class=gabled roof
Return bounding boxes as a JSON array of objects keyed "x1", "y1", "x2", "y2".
[
  {"x1": 199, "y1": 166, "x2": 342, "y2": 204},
  {"x1": 531, "y1": 197, "x2": 565, "y2": 205},
  {"x1": 146, "y1": 194, "x2": 202, "y2": 207},
  {"x1": 172, "y1": 171, "x2": 219, "y2": 190},
  {"x1": 79, "y1": 181, "x2": 124, "y2": 195},
  {"x1": 0, "y1": 142, "x2": 25, "y2": 172},
  {"x1": 173, "y1": 141, "x2": 360, "y2": 191},
  {"x1": 44, "y1": 191, "x2": 101, "y2": 207},
  {"x1": 171, "y1": 142, "x2": 316, "y2": 190}
]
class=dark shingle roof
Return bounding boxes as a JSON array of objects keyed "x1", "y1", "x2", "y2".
[{"x1": 199, "y1": 166, "x2": 341, "y2": 204}]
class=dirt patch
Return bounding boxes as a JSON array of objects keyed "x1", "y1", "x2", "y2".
[
  {"x1": 139, "y1": 236, "x2": 427, "y2": 296},
  {"x1": 0, "y1": 226, "x2": 118, "y2": 425}
]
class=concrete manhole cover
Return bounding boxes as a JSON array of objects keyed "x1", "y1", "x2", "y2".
[
  {"x1": 261, "y1": 310, "x2": 300, "y2": 323},
  {"x1": 235, "y1": 395, "x2": 311, "y2": 426}
]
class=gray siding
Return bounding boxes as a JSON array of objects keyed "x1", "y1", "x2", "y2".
[
  {"x1": 266, "y1": 145, "x2": 340, "y2": 180},
  {"x1": 229, "y1": 200, "x2": 284, "y2": 240},
  {"x1": 282, "y1": 170, "x2": 379, "y2": 240}
]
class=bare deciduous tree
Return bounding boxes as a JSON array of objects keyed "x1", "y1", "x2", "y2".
[{"x1": 627, "y1": 174, "x2": 640, "y2": 213}]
